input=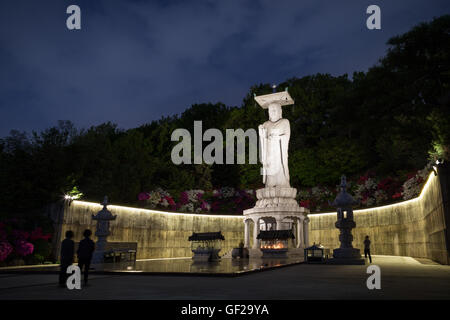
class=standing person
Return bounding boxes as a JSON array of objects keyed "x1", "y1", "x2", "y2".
[
  {"x1": 77, "y1": 229, "x2": 95, "y2": 286},
  {"x1": 59, "y1": 230, "x2": 74, "y2": 287},
  {"x1": 364, "y1": 235, "x2": 372, "y2": 263}
]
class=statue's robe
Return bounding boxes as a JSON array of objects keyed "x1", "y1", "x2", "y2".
[{"x1": 261, "y1": 118, "x2": 290, "y2": 187}]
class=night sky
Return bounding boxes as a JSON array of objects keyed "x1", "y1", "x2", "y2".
[{"x1": 0, "y1": 0, "x2": 448, "y2": 137}]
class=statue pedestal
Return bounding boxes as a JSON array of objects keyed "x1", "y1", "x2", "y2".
[
  {"x1": 327, "y1": 247, "x2": 365, "y2": 264},
  {"x1": 92, "y1": 251, "x2": 105, "y2": 266},
  {"x1": 326, "y1": 258, "x2": 365, "y2": 265},
  {"x1": 243, "y1": 187, "x2": 309, "y2": 257},
  {"x1": 333, "y1": 247, "x2": 361, "y2": 259},
  {"x1": 92, "y1": 238, "x2": 107, "y2": 264},
  {"x1": 254, "y1": 187, "x2": 299, "y2": 209}
]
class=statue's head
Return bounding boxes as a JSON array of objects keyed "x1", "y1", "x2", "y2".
[{"x1": 268, "y1": 103, "x2": 282, "y2": 122}]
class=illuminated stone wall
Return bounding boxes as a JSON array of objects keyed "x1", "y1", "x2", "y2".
[
  {"x1": 58, "y1": 202, "x2": 244, "y2": 259},
  {"x1": 55, "y1": 172, "x2": 448, "y2": 263},
  {"x1": 309, "y1": 173, "x2": 449, "y2": 264}
]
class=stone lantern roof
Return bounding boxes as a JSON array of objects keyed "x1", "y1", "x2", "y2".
[
  {"x1": 331, "y1": 175, "x2": 356, "y2": 208},
  {"x1": 93, "y1": 196, "x2": 116, "y2": 221}
]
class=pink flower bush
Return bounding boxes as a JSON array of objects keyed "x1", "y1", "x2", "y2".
[
  {"x1": 137, "y1": 166, "x2": 432, "y2": 214},
  {"x1": 0, "y1": 220, "x2": 52, "y2": 262},
  {"x1": 299, "y1": 200, "x2": 310, "y2": 208},
  {"x1": 162, "y1": 196, "x2": 177, "y2": 210},
  {"x1": 138, "y1": 192, "x2": 150, "y2": 201},
  {"x1": 14, "y1": 240, "x2": 34, "y2": 256},
  {"x1": 29, "y1": 227, "x2": 52, "y2": 241},
  {"x1": 200, "y1": 200, "x2": 211, "y2": 212},
  {"x1": 179, "y1": 191, "x2": 189, "y2": 205},
  {"x1": 0, "y1": 241, "x2": 13, "y2": 262},
  {"x1": 138, "y1": 187, "x2": 256, "y2": 214},
  {"x1": 295, "y1": 169, "x2": 425, "y2": 211},
  {"x1": 392, "y1": 192, "x2": 402, "y2": 199},
  {"x1": 354, "y1": 171, "x2": 405, "y2": 207}
]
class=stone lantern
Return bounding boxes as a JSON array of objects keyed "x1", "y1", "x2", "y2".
[
  {"x1": 329, "y1": 176, "x2": 365, "y2": 264},
  {"x1": 92, "y1": 196, "x2": 116, "y2": 264}
]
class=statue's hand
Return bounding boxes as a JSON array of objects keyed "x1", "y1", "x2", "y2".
[{"x1": 269, "y1": 128, "x2": 282, "y2": 137}]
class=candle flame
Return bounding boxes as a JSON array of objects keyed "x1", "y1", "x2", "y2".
[{"x1": 261, "y1": 242, "x2": 285, "y2": 249}]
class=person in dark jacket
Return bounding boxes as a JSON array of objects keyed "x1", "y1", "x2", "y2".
[
  {"x1": 77, "y1": 229, "x2": 95, "y2": 285},
  {"x1": 364, "y1": 235, "x2": 372, "y2": 263},
  {"x1": 59, "y1": 230, "x2": 75, "y2": 287}
]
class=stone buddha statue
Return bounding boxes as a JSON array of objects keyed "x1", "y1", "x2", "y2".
[
  {"x1": 244, "y1": 88, "x2": 310, "y2": 254},
  {"x1": 259, "y1": 102, "x2": 290, "y2": 187}
]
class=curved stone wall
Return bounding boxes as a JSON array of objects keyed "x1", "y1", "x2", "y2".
[
  {"x1": 309, "y1": 172, "x2": 449, "y2": 264},
  {"x1": 55, "y1": 171, "x2": 448, "y2": 263},
  {"x1": 58, "y1": 202, "x2": 244, "y2": 259}
]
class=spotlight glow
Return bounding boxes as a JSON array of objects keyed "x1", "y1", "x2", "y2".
[{"x1": 72, "y1": 200, "x2": 244, "y2": 219}]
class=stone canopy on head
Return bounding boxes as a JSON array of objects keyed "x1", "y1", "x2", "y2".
[{"x1": 254, "y1": 89, "x2": 294, "y2": 109}]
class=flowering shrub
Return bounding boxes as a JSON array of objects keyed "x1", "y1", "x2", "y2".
[
  {"x1": 353, "y1": 172, "x2": 406, "y2": 207},
  {"x1": 178, "y1": 190, "x2": 207, "y2": 213},
  {"x1": 299, "y1": 200, "x2": 311, "y2": 208},
  {"x1": 161, "y1": 195, "x2": 177, "y2": 210},
  {"x1": 138, "y1": 187, "x2": 256, "y2": 214},
  {"x1": 392, "y1": 192, "x2": 402, "y2": 199},
  {"x1": 14, "y1": 240, "x2": 34, "y2": 256},
  {"x1": 29, "y1": 227, "x2": 52, "y2": 241},
  {"x1": 297, "y1": 186, "x2": 336, "y2": 212},
  {"x1": 354, "y1": 175, "x2": 378, "y2": 206},
  {"x1": 218, "y1": 187, "x2": 236, "y2": 199},
  {"x1": 137, "y1": 165, "x2": 432, "y2": 213},
  {"x1": 139, "y1": 188, "x2": 177, "y2": 211},
  {"x1": 0, "y1": 220, "x2": 51, "y2": 263},
  {"x1": 402, "y1": 163, "x2": 432, "y2": 200},
  {"x1": 0, "y1": 241, "x2": 13, "y2": 262},
  {"x1": 374, "y1": 189, "x2": 388, "y2": 204},
  {"x1": 297, "y1": 167, "x2": 427, "y2": 211},
  {"x1": 138, "y1": 192, "x2": 150, "y2": 201}
]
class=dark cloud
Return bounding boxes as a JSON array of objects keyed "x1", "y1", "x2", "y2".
[{"x1": 0, "y1": 0, "x2": 448, "y2": 136}]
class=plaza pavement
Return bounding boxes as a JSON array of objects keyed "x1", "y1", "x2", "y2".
[{"x1": 0, "y1": 255, "x2": 449, "y2": 300}]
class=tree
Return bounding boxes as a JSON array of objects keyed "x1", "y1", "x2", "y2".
[{"x1": 377, "y1": 15, "x2": 450, "y2": 161}]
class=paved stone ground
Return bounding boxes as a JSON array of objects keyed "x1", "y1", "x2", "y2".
[{"x1": 0, "y1": 256, "x2": 449, "y2": 300}]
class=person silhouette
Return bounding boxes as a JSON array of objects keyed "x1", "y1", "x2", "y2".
[
  {"x1": 77, "y1": 229, "x2": 95, "y2": 285},
  {"x1": 364, "y1": 235, "x2": 372, "y2": 263},
  {"x1": 59, "y1": 230, "x2": 74, "y2": 287}
]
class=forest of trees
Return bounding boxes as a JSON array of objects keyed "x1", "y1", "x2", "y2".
[{"x1": 0, "y1": 15, "x2": 449, "y2": 216}]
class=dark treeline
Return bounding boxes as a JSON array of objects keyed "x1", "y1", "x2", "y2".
[{"x1": 0, "y1": 16, "x2": 449, "y2": 214}]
